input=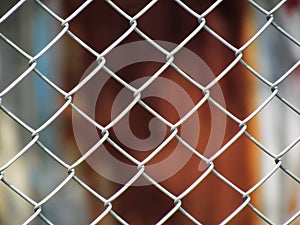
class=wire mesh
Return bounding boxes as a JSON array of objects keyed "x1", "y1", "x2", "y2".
[{"x1": 0, "y1": 0, "x2": 299, "y2": 224}]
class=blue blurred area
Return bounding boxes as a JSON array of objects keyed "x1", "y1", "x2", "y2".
[{"x1": 0, "y1": 1, "x2": 88, "y2": 224}]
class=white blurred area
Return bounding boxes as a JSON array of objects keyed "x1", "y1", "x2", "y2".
[{"x1": 255, "y1": 1, "x2": 300, "y2": 224}]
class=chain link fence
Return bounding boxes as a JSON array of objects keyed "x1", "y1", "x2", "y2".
[{"x1": 0, "y1": 0, "x2": 299, "y2": 224}]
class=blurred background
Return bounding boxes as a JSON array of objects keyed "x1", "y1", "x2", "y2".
[{"x1": 0, "y1": 1, "x2": 299, "y2": 224}]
